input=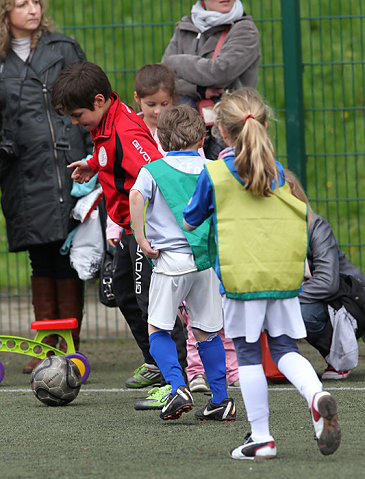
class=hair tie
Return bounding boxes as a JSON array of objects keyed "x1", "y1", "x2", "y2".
[{"x1": 243, "y1": 114, "x2": 255, "y2": 125}]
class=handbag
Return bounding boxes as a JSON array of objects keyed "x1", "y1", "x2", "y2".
[
  {"x1": 325, "y1": 305, "x2": 358, "y2": 372},
  {"x1": 98, "y1": 197, "x2": 118, "y2": 308},
  {"x1": 99, "y1": 248, "x2": 117, "y2": 308},
  {"x1": 328, "y1": 274, "x2": 365, "y2": 337},
  {"x1": 196, "y1": 26, "x2": 230, "y2": 126}
]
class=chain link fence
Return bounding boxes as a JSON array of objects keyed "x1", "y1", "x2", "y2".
[{"x1": 0, "y1": 0, "x2": 364, "y2": 339}]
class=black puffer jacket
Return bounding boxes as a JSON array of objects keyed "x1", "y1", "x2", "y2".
[{"x1": 0, "y1": 32, "x2": 93, "y2": 252}]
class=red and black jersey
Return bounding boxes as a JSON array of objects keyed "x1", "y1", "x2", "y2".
[{"x1": 87, "y1": 92, "x2": 161, "y2": 233}]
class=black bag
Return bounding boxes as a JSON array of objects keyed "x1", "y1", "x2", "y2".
[
  {"x1": 98, "y1": 197, "x2": 118, "y2": 307},
  {"x1": 99, "y1": 248, "x2": 117, "y2": 307}
]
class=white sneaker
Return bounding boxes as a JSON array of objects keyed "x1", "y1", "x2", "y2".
[
  {"x1": 311, "y1": 391, "x2": 341, "y2": 455},
  {"x1": 228, "y1": 380, "x2": 240, "y2": 388},
  {"x1": 189, "y1": 374, "x2": 209, "y2": 393},
  {"x1": 230, "y1": 433, "x2": 277, "y2": 460}
]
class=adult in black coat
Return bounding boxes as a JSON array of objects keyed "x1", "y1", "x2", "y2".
[{"x1": 0, "y1": 0, "x2": 93, "y2": 372}]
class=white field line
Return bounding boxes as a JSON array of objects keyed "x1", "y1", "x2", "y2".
[
  {"x1": 1, "y1": 386, "x2": 365, "y2": 393},
  {"x1": 0, "y1": 388, "x2": 145, "y2": 393}
]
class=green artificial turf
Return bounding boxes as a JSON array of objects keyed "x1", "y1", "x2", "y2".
[{"x1": 0, "y1": 339, "x2": 364, "y2": 479}]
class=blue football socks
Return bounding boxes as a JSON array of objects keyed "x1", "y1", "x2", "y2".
[
  {"x1": 149, "y1": 330, "x2": 186, "y2": 394},
  {"x1": 198, "y1": 334, "x2": 228, "y2": 404}
]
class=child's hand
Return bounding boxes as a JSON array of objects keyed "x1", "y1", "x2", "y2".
[
  {"x1": 107, "y1": 238, "x2": 119, "y2": 248},
  {"x1": 137, "y1": 237, "x2": 160, "y2": 259},
  {"x1": 68, "y1": 161, "x2": 95, "y2": 184},
  {"x1": 205, "y1": 87, "x2": 224, "y2": 99}
]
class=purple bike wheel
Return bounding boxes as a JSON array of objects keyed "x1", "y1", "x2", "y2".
[
  {"x1": 66, "y1": 352, "x2": 90, "y2": 383},
  {"x1": 0, "y1": 361, "x2": 4, "y2": 384}
]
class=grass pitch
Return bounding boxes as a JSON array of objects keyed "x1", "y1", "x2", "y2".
[{"x1": 1, "y1": 339, "x2": 364, "y2": 479}]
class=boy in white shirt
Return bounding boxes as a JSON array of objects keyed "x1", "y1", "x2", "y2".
[{"x1": 129, "y1": 105, "x2": 235, "y2": 421}]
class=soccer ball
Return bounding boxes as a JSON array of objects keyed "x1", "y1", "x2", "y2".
[{"x1": 30, "y1": 356, "x2": 82, "y2": 406}]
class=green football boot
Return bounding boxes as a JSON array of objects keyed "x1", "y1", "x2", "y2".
[{"x1": 134, "y1": 384, "x2": 172, "y2": 410}]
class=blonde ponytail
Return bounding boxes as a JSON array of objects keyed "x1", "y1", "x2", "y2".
[{"x1": 214, "y1": 89, "x2": 278, "y2": 197}]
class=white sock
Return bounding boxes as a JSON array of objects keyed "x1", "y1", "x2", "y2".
[
  {"x1": 238, "y1": 365, "x2": 273, "y2": 442},
  {"x1": 277, "y1": 352, "x2": 322, "y2": 407}
]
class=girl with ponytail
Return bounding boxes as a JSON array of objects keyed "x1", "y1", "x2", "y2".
[{"x1": 183, "y1": 88, "x2": 341, "y2": 460}]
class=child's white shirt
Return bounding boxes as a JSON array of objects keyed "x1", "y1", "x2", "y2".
[{"x1": 131, "y1": 152, "x2": 209, "y2": 274}]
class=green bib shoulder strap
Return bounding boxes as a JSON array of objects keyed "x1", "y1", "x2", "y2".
[{"x1": 144, "y1": 159, "x2": 213, "y2": 271}]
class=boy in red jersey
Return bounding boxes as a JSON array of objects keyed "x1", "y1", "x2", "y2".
[{"x1": 52, "y1": 61, "x2": 187, "y2": 389}]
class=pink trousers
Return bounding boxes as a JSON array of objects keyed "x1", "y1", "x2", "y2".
[{"x1": 183, "y1": 309, "x2": 239, "y2": 385}]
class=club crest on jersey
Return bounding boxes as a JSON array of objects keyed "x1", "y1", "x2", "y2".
[{"x1": 98, "y1": 146, "x2": 107, "y2": 167}]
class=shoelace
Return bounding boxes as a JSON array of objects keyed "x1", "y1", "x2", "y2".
[
  {"x1": 146, "y1": 386, "x2": 160, "y2": 398},
  {"x1": 149, "y1": 386, "x2": 172, "y2": 399}
]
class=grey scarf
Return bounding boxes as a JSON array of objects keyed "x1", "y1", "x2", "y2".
[{"x1": 191, "y1": 1, "x2": 244, "y2": 33}]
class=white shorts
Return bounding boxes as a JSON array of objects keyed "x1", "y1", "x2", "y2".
[
  {"x1": 148, "y1": 268, "x2": 223, "y2": 332},
  {"x1": 223, "y1": 296, "x2": 307, "y2": 342}
]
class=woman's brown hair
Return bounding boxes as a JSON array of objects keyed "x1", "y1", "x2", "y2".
[
  {"x1": 284, "y1": 168, "x2": 313, "y2": 225},
  {"x1": 0, "y1": 0, "x2": 53, "y2": 59}
]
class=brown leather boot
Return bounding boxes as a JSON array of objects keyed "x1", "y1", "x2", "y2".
[
  {"x1": 56, "y1": 278, "x2": 84, "y2": 353},
  {"x1": 23, "y1": 277, "x2": 59, "y2": 374}
]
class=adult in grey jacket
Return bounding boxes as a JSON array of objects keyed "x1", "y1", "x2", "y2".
[
  {"x1": 0, "y1": 0, "x2": 92, "y2": 372},
  {"x1": 300, "y1": 214, "x2": 365, "y2": 373},
  {"x1": 162, "y1": 0, "x2": 260, "y2": 158},
  {"x1": 286, "y1": 169, "x2": 365, "y2": 379}
]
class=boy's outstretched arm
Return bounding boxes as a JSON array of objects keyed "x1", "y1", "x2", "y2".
[
  {"x1": 129, "y1": 189, "x2": 159, "y2": 259},
  {"x1": 67, "y1": 161, "x2": 96, "y2": 184}
]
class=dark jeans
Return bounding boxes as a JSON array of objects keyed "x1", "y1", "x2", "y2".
[
  {"x1": 300, "y1": 302, "x2": 333, "y2": 359},
  {"x1": 300, "y1": 302, "x2": 328, "y2": 335}
]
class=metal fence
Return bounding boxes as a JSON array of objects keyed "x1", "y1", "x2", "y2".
[{"x1": 0, "y1": 0, "x2": 364, "y2": 339}]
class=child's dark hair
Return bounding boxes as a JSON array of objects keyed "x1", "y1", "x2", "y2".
[
  {"x1": 51, "y1": 61, "x2": 112, "y2": 114},
  {"x1": 134, "y1": 63, "x2": 176, "y2": 100},
  {"x1": 214, "y1": 88, "x2": 277, "y2": 197},
  {"x1": 157, "y1": 105, "x2": 205, "y2": 152}
]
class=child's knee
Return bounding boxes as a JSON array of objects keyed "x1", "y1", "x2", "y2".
[
  {"x1": 232, "y1": 337, "x2": 261, "y2": 366},
  {"x1": 192, "y1": 328, "x2": 217, "y2": 343},
  {"x1": 266, "y1": 333, "x2": 299, "y2": 366}
]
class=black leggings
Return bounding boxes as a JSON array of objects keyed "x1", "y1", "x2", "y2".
[
  {"x1": 112, "y1": 231, "x2": 187, "y2": 370},
  {"x1": 28, "y1": 241, "x2": 78, "y2": 279},
  {"x1": 233, "y1": 333, "x2": 300, "y2": 367}
]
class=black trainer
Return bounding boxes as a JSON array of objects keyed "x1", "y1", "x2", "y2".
[
  {"x1": 195, "y1": 397, "x2": 236, "y2": 421},
  {"x1": 160, "y1": 385, "x2": 194, "y2": 420}
]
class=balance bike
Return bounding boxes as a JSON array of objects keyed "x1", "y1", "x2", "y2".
[{"x1": 0, "y1": 318, "x2": 90, "y2": 384}]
